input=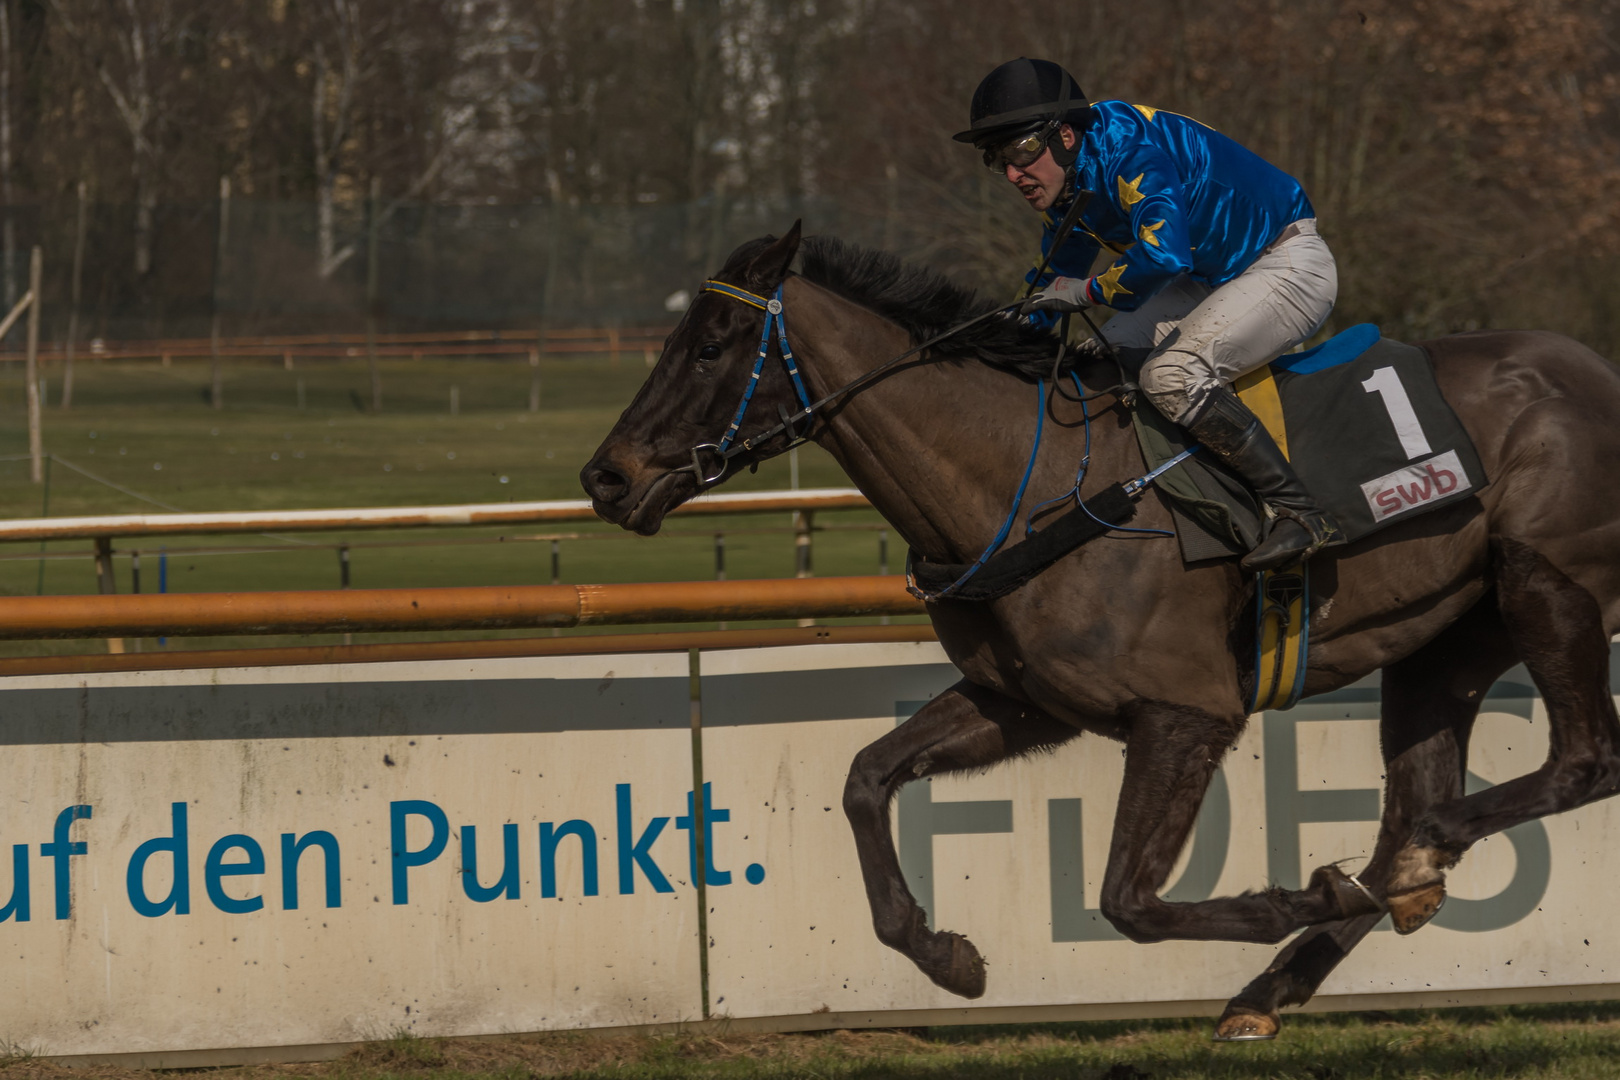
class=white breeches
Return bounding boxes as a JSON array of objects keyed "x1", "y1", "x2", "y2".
[{"x1": 1100, "y1": 218, "x2": 1338, "y2": 424}]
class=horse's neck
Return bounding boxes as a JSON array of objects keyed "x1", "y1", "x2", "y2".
[{"x1": 787, "y1": 282, "x2": 1138, "y2": 562}]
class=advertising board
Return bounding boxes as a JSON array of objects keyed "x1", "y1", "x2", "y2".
[{"x1": 0, "y1": 641, "x2": 1614, "y2": 1063}]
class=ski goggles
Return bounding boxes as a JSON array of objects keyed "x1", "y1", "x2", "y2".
[{"x1": 981, "y1": 121, "x2": 1061, "y2": 171}]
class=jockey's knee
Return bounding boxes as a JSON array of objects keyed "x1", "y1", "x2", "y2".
[{"x1": 1138, "y1": 351, "x2": 1211, "y2": 425}]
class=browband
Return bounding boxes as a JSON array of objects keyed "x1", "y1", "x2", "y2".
[{"x1": 701, "y1": 279, "x2": 779, "y2": 313}]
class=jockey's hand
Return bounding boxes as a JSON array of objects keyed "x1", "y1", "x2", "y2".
[{"x1": 1020, "y1": 276, "x2": 1095, "y2": 314}]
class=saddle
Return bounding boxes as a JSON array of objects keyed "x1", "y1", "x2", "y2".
[
  {"x1": 1131, "y1": 324, "x2": 1489, "y2": 564},
  {"x1": 905, "y1": 325, "x2": 1488, "y2": 622}
]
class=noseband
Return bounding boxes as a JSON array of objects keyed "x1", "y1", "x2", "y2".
[{"x1": 675, "y1": 280, "x2": 817, "y2": 485}]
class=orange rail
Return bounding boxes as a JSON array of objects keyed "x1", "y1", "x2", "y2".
[{"x1": 0, "y1": 575, "x2": 924, "y2": 639}]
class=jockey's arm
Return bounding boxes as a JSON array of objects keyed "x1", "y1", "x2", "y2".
[
  {"x1": 1087, "y1": 144, "x2": 1195, "y2": 312},
  {"x1": 1020, "y1": 220, "x2": 1100, "y2": 331}
]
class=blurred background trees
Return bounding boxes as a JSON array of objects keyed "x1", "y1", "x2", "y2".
[{"x1": 2, "y1": 0, "x2": 1617, "y2": 349}]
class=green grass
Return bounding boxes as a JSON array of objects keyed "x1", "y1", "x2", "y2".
[
  {"x1": 0, "y1": 356, "x2": 915, "y2": 656},
  {"x1": 6, "y1": 1005, "x2": 1620, "y2": 1078}
]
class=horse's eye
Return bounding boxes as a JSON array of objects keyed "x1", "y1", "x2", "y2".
[{"x1": 697, "y1": 344, "x2": 723, "y2": 362}]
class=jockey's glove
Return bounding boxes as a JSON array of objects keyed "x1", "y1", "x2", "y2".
[{"x1": 1020, "y1": 276, "x2": 1095, "y2": 314}]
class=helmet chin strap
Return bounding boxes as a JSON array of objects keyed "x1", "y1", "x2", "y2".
[
  {"x1": 1057, "y1": 164, "x2": 1079, "y2": 206},
  {"x1": 1048, "y1": 118, "x2": 1081, "y2": 166},
  {"x1": 1049, "y1": 124, "x2": 1080, "y2": 202}
]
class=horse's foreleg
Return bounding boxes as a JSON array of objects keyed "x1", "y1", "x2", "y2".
[
  {"x1": 1098, "y1": 700, "x2": 1381, "y2": 946},
  {"x1": 842, "y1": 678, "x2": 1079, "y2": 999},
  {"x1": 1217, "y1": 600, "x2": 1515, "y2": 1040},
  {"x1": 1388, "y1": 537, "x2": 1620, "y2": 932}
]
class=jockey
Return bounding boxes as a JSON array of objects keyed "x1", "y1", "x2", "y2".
[{"x1": 955, "y1": 57, "x2": 1341, "y2": 573}]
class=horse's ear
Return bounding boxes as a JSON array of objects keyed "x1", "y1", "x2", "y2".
[{"x1": 744, "y1": 220, "x2": 802, "y2": 290}]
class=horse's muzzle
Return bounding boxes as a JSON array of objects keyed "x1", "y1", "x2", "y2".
[
  {"x1": 581, "y1": 456, "x2": 690, "y2": 534},
  {"x1": 580, "y1": 458, "x2": 634, "y2": 524}
]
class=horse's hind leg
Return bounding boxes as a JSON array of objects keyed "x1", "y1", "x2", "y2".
[
  {"x1": 842, "y1": 678, "x2": 1080, "y2": 998},
  {"x1": 1097, "y1": 700, "x2": 1382, "y2": 945},
  {"x1": 1388, "y1": 535, "x2": 1620, "y2": 933},
  {"x1": 1215, "y1": 599, "x2": 1516, "y2": 1040}
]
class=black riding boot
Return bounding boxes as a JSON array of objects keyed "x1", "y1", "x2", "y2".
[{"x1": 1185, "y1": 386, "x2": 1341, "y2": 573}]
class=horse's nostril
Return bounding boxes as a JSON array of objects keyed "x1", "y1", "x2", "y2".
[{"x1": 582, "y1": 461, "x2": 630, "y2": 503}]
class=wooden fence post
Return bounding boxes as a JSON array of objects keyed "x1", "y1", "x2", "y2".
[
  {"x1": 25, "y1": 245, "x2": 41, "y2": 483},
  {"x1": 61, "y1": 180, "x2": 86, "y2": 410},
  {"x1": 794, "y1": 510, "x2": 814, "y2": 627},
  {"x1": 715, "y1": 532, "x2": 727, "y2": 630},
  {"x1": 93, "y1": 536, "x2": 125, "y2": 654},
  {"x1": 210, "y1": 176, "x2": 230, "y2": 411},
  {"x1": 529, "y1": 348, "x2": 541, "y2": 413},
  {"x1": 340, "y1": 544, "x2": 352, "y2": 645},
  {"x1": 879, "y1": 529, "x2": 890, "y2": 626},
  {"x1": 549, "y1": 538, "x2": 561, "y2": 636},
  {"x1": 366, "y1": 176, "x2": 382, "y2": 412}
]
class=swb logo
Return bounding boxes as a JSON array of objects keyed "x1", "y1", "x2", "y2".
[{"x1": 1360, "y1": 449, "x2": 1469, "y2": 523}]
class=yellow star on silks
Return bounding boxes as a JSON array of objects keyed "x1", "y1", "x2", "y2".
[
  {"x1": 1117, "y1": 172, "x2": 1146, "y2": 208},
  {"x1": 1095, "y1": 262, "x2": 1133, "y2": 305},
  {"x1": 1139, "y1": 219, "x2": 1166, "y2": 247},
  {"x1": 1134, "y1": 104, "x2": 1158, "y2": 122}
]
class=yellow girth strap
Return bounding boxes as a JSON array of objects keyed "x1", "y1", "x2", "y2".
[
  {"x1": 1237, "y1": 362, "x2": 1307, "y2": 711},
  {"x1": 1252, "y1": 564, "x2": 1309, "y2": 712}
]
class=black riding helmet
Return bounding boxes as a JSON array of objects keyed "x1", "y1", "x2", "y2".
[{"x1": 953, "y1": 58, "x2": 1095, "y2": 166}]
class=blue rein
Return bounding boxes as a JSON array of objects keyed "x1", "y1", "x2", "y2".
[
  {"x1": 696, "y1": 280, "x2": 1184, "y2": 601},
  {"x1": 915, "y1": 377, "x2": 1046, "y2": 599}
]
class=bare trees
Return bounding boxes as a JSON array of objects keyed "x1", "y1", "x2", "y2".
[
  {"x1": 1, "y1": 0, "x2": 14, "y2": 312},
  {"x1": 310, "y1": 0, "x2": 360, "y2": 278},
  {"x1": 48, "y1": 0, "x2": 198, "y2": 278},
  {"x1": 3, "y1": 0, "x2": 1617, "y2": 349}
]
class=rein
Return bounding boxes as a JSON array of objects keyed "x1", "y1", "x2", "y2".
[
  {"x1": 677, "y1": 190, "x2": 1107, "y2": 485},
  {"x1": 688, "y1": 278, "x2": 1188, "y2": 603},
  {"x1": 674, "y1": 279, "x2": 1022, "y2": 485}
]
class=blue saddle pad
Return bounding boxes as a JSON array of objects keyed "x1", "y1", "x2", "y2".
[{"x1": 1273, "y1": 322, "x2": 1382, "y2": 375}]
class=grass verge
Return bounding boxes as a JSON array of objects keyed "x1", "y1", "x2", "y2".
[
  {"x1": 5, "y1": 1005, "x2": 1620, "y2": 1079},
  {"x1": 0, "y1": 356, "x2": 912, "y2": 656}
]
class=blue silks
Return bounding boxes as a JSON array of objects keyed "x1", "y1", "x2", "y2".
[{"x1": 1026, "y1": 100, "x2": 1314, "y2": 318}]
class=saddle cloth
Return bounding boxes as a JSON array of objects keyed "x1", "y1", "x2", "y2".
[{"x1": 1131, "y1": 324, "x2": 1489, "y2": 563}]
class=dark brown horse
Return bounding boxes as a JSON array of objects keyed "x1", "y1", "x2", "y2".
[{"x1": 582, "y1": 224, "x2": 1620, "y2": 1039}]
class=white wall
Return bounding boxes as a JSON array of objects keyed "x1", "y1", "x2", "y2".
[{"x1": 0, "y1": 642, "x2": 1613, "y2": 1061}]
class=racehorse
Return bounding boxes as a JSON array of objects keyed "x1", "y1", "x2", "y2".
[{"x1": 581, "y1": 223, "x2": 1620, "y2": 1040}]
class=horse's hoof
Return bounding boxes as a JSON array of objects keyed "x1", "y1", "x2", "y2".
[
  {"x1": 1213, "y1": 1007, "x2": 1279, "y2": 1041},
  {"x1": 926, "y1": 931, "x2": 987, "y2": 999},
  {"x1": 1386, "y1": 881, "x2": 1446, "y2": 934},
  {"x1": 1310, "y1": 864, "x2": 1385, "y2": 920}
]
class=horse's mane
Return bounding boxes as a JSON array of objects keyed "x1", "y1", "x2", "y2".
[{"x1": 792, "y1": 236, "x2": 1059, "y2": 379}]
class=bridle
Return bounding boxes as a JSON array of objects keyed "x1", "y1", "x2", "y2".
[
  {"x1": 671, "y1": 277, "x2": 1021, "y2": 487},
  {"x1": 670, "y1": 193, "x2": 1127, "y2": 490},
  {"x1": 675, "y1": 280, "x2": 818, "y2": 486}
]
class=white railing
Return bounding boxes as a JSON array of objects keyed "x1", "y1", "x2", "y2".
[{"x1": 0, "y1": 487, "x2": 871, "y2": 543}]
